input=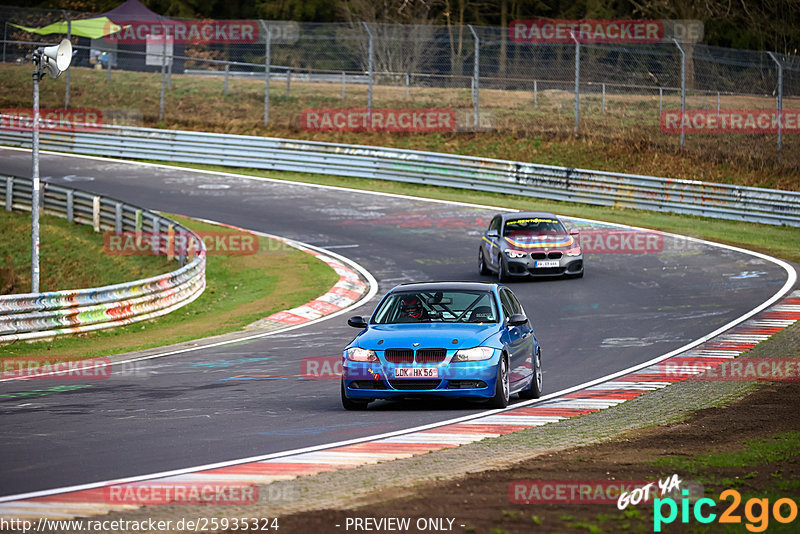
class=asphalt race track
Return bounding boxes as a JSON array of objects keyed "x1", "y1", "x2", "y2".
[{"x1": 0, "y1": 147, "x2": 791, "y2": 497}]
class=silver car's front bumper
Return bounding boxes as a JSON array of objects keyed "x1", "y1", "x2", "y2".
[{"x1": 505, "y1": 254, "x2": 584, "y2": 277}]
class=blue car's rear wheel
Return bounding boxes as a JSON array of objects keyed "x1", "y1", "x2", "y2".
[
  {"x1": 519, "y1": 348, "x2": 543, "y2": 399},
  {"x1": 341, "y1": 380, "x2": 370, "y2": 410},
  {"x1": 488, "y1": 355, "x2": 510, "y2": 408}
]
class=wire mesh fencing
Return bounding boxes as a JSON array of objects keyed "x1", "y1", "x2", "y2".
[{"x1": 1, "y1": 7, "x2": 798, "y2": 168}]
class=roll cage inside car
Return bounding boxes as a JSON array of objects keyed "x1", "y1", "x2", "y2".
[{"x1": 371, "y1": 290, "x2": 500, "y2": 324}]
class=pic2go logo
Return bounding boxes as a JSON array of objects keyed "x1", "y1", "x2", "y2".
[{"x1": 653, "y1": 489, "x2": 798, "y2": 532}]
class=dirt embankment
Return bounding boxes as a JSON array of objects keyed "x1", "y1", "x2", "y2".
[{"x1": 277, "y1": 380, "x2": 800, "y2": 533}]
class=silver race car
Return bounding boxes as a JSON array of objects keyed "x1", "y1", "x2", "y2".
[{"x1": 479, "y1": 211, "x2": 584, "y2": 281}]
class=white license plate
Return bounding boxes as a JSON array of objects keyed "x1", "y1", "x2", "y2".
[
  {"x1": 534, "y1": 260, "x2": 559, "y2": 268},
  {"x1": 394, "y1": 367, "x2": 438, "y2": 378}
]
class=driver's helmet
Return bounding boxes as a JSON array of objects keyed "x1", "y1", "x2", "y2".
[{"x1": 400, "y1": 296, "x2": 424, "y2": 319}]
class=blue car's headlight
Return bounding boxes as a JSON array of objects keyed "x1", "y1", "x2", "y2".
[
  {"x1": 346, "y1": 347, "x2": 378, "y2": 362},
  {"x1": 452, "y1": 346, "x2": 495, "y2": 362}
]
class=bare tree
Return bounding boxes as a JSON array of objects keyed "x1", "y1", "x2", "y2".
[
  {"x1": 629, "y1": 0, "x2": 731, "y2": 89},
  {"x1": 340, "y1": 0, "x2": 439, "y2": 78}
]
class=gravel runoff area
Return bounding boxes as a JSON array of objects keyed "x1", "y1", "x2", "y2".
[{"x1": 39, "y1": 316, "x2": 799, "y2": 534}]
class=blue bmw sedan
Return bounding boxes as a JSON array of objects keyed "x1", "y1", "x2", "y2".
[{"x1": 341, "y1": 281, "x2": 542, "y2": 410}]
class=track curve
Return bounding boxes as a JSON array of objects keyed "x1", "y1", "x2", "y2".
[{"x1": 0, "y1": 147, "x2": 791, "y2": 497}]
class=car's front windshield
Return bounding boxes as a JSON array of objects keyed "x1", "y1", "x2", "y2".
[
  {"x1": 371, "y1": 290, "x2": 499, "y2": 324},
  {"x1": 503, "y1": 217, "x2": 566, "y2": 236}
]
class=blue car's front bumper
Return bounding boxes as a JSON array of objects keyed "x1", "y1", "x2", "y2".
[{"x1": 342, "y1": 351, "x2": 500, "y2": 400}]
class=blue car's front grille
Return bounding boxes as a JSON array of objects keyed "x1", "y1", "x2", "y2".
[
  {"x1": 385, "y1": 349, "x2": 414, "y2": 363},
  {"x1": 384, "y1": 348, "x2": 447, "y2": 364},
  {"x1": 389, "y1": 380, "x2": 441, "y2": 390},
  {"x1": 415, "y1": 348, "x2": 447, "y2": 363}
]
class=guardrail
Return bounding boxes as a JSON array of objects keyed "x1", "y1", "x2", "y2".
[
  {"x1": 1, "y1": 120, "x2": 799, "y2": 226},
  {"x1": 0, "y1": 175, "x2": 206, "y2": 344}
]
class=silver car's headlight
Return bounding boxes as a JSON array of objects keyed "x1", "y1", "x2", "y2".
[
  {"x1": 504, "y1": 250, "x2": 527, "y2": 258},
  {"x1": 452, "y1": 346, "x2": 495, "y2": 362},
  {"x1": 346, "y1": 348, "x2": 378, "y2": 362}
]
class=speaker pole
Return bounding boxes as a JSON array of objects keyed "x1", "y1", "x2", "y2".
[
  {"x1": 62, "y1": 10, "x2": 71, "y2": 109},
  {"x1": 28, "y1": 39, "x2": 71, "y2": 292},
  {"x1": 31, "y1": 52, "x2": 43, "y2": 293}
]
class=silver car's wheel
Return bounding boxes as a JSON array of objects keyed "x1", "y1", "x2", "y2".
[
  {"x1": 478, "y1": 249, "x2": 490, "y2": 275},
  {"x1": 496, "y1": 255, "x2": 509, "y2": 283},
  {"x1": 489, "y1": 355, "x2": 509, "y2": 408}
]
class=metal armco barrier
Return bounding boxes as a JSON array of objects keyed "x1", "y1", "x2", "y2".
[
  {"x1": 0, "y1": 175, "x2": 206, "y2": 343},
  {"x1": 1, "y1": 120, "x2": 799, "y2": 226}
]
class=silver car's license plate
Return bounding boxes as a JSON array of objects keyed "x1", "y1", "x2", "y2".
[{"x1": 534, "y1": 260, "x2": 559, "y2": 268}]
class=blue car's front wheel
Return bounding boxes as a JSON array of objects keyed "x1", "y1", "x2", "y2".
[
  {"x1": 341, "y1": 380, "x2": 370, "y2": 410},
  {"x1": 488, "y1": 355, "x2": 510, "y2": 408}
]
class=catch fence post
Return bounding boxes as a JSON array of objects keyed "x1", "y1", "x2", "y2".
[
  {"x1": 362, "y1": 22, "x2": 374, "y2": 111},
  {"x1": 602, "y1": 83, "x2": 606, "y2": 113},
  {"x1": 468, "y1": 25, "x2": 479, "y2": 131},
  {"x1": 673, "y1": 39, "x2": 686, "y2": 147},
  {"x1": 570, "y1": 31, "x2": 580, "y2": 133},
  {"x1": 159, "y1": 23, "x2": 167, "y2": 122},
  {"x1": 259, "y1": 21, "x2": 271, "y2": 126},
  {"x1": 767, "y1": 52, "x2": 783, "y2": 156}
]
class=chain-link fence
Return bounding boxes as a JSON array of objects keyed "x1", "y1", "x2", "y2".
[{"x1": 1, "y1": 6, "x2": 799, "y2": 168}]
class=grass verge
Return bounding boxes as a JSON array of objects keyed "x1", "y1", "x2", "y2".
[
  {"x1": 148, "y1": 161, "x2": 800, "y2": 265},
  {"x1": 1, "y1": 63, "x2": 797, "y2": 189},
  {"x1": 0, "y1": 213, "x2": 339, "y2": 361},
  {"x1": 0, "y1": 209, "x2": 174, "y2": 294}
]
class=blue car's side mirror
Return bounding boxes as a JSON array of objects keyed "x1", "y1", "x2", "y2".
[
  {"x1": 507, "y1": 313, "x2": 528, "y2": 327},
  {"x1": 348, "y1": 316, "x2": 368, "y2": 328}
]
